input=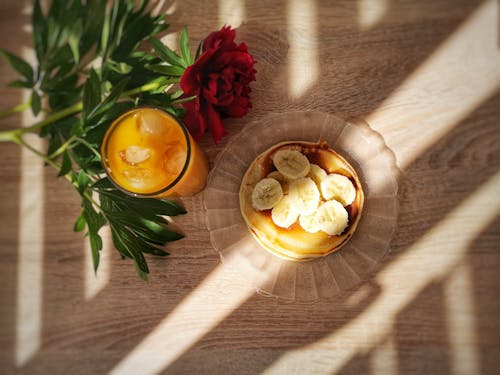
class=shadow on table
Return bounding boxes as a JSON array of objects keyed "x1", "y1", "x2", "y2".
[
  {"x1": 161, "y1": 90, "x2": 500, "y2": 374},
  {"x1": 337, "y1": 215, "x2": 500, "y2": 375},
  {"x1": 2, "y1": 0, "x2": 498, "y2": 374}
]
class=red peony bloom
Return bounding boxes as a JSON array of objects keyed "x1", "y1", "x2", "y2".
[{"x1": 180, "y1": 26, "x2": 256, "y2": 144}]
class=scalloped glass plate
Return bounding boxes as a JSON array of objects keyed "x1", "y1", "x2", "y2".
[{"x1": 203, "y1": 111, "x2": 399, "y2": 302}]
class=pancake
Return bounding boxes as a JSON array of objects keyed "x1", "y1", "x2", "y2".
[{"x1": 239, "y1": 141, "x2": 364, "y2": 261}]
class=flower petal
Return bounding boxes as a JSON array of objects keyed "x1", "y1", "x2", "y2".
[
  {"x1": 182, "y1": 101, "x2": 206, "y2": 140},
  {"x1": 206, "y1": 103, "x2": 227, "y2": 144},
  {"x1": 203, "y1": 25, "x2": 236, "y2": 51}
]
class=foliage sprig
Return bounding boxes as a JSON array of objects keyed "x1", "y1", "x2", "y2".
[{"x1": 0, "y1": 0, "x2": 198, "y2": 279}]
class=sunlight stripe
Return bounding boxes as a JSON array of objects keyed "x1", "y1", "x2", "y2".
[
  {"x1": 109, "y1": 237, "x2": 266, "y2": 375},
  {"x1": 287, "y1": 0, "x2": 319, "y2": 99},
  {"x1": 366, "y1": 0, "x2": 500, "y2": 169},
  {"x1": 218, "y1": 0, "x2": 245, "y2": 28},
  {"x1": 370, "y1": 334, "x2": 398, "y2": 375},
  {"x1": 84, "y1": 226, "x2": 111, "y2": 301},
  {"x1": 444, "y1": 262, "x2": 481, "y2": 375},
  {"x1": 264, "y1": 170, "x2": 500, "y2": 374},
  {"x1": 358, "y1": 0, "x2": 388, "y2": 31},
  {"x1": 15, "y1": 48, "x2": 44, "y2": 367}
]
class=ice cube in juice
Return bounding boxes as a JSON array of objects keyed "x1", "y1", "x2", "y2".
[{"x1": 101, "y1": 107, "x2": 208, "y2": 197}]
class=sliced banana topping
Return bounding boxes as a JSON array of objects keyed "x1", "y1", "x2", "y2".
[
  {"x1": 267, "y1": 170, "x2": 290, "y2": 194},
  {"x1": 271, "y1": 195, "x2": 299, "y2": 228},
  {"x1": 251, "y1": 146, "x2": 358, "y2": 237},
  {"x1": 289, "y1": 177, "x2": 320, "y2": 215},
  {"x1": 308, "y1": 163, "x2": 327, "y2": 186},
  {"x1": 272, "y1": 149, "x2": 310, "y2": 179},
  {"x1": 252, "y1": 178, "x2": 284, "y2": 211},
  {"x1": 299, "y1": 213, "x2": 320, "y2": 233},
  {"x1": 320, "y1": 173, "x2": 356, "y2": 206},
  {"x1": 316, "y1": 200, "x2": 349, "y2": 235}
]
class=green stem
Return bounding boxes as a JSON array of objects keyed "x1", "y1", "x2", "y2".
[
  {"x1": 75, "y1": 136, "x2": 102, "y2": 160},
  {"x1": 18, "y1": 102, "x2": 83, "y2": 136},
  {"x1": 0, "y1": 129, "x2": 18, "y2": 143},
  {"x1": 48, "y1": 134, "x2": 77, "y2": 159},
  {"x1": 0, "y1": 82, "x2": 172, "y2": 144},
  {"x1": 0, "y1": 101, "x2": 30, "y2": 119},
  {"x1": 121, "y1": 81, "x2": 162, "y2": 97},
  {"x1": 171, "y1": 95, "x2": 196, "y2": 105},
  {"x1": 17, "y1": 135, "x2": 62, "y2": 171},
  {"x1": 0, "y1": 80, "x2": 169, "y2": 143}
]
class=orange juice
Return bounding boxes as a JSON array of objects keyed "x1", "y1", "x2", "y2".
[{"x1": 101, "y1": 107, "x2": 209, "y2": 197}]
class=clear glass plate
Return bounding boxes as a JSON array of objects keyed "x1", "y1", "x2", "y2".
[{"x1": 203, "y1": 111, "x2": 399, "y2": 302}]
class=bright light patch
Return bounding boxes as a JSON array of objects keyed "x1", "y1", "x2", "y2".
[
  {"x1": 84, "y1": 226, "x2": 111, "y2": 301},
  {"x1": 15, "y1": 48, "x2": 43, "y2": 367},
  {"x1": 444, "y1": 262, "x2": 481, "y2": 375},
  {"x1": 152, "y1": 0, "x2": 173, "y2": 17},
  {"x1": 271, "y1": 170, "x2": 500, "y2": 374},
  {"x1": 109, "y1": 236, "x2": 266, "y2": 374},
  {"x1": 358, "y1": 0, "x2": 388, "y2": 31},
  {"x1": 369, "y1": 334, "x2": 398, "y2": 375},
  {"x1": 287, "y1": 0, "x2": 319, "y2": 99},
  {"x1": 366, "y1": 0, "x2": 500, "y2": 169},
  {"x1": 218, "y1": 0, "x2": 245, "y2": 28}
]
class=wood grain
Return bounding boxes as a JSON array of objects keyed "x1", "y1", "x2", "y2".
[{"x1": 1, "y1": 0, "x2": 499, "y2": 374}]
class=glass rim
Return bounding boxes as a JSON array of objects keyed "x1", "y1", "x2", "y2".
[{"x1": 100, "y1": 106, "x2": 192, "y2": 198}]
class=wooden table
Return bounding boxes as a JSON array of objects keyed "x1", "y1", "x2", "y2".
[{"x1": 1, "y1": 0, "x2": 499, "y2": 374}]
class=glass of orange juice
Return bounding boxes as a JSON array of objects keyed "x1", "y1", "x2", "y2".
[{"x1": 100, "y1": 107, "x2": 209, "y2": 197}]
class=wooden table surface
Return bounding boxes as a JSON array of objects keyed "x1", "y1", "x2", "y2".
[{"x1": 1, "y1": 0, "x2": 499, "y2": 374}]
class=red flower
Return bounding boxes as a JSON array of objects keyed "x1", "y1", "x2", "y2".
[{"x1": 180, "y1": 26, "x2": 256, "y2": 144}]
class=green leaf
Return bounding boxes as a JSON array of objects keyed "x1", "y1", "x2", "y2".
[
  {"x1": 90, "y1": 77, "x2": 130, "y2": 120},
  {"x1": 171, "y1": 95, "x2": 196, "y2": 105},
  {"x1": 110, "y1": 226, "x2": 149, "y2": 280},
  {"x1": 194, "y1": 41, "x2": 203, "y2": 60},
  {"x1": 170, "y1": 89, "x2": 184, "y2": 100},
  {"x1": 82, "y1": 200, "x2": 106, "y2": 273},
  {"x1": 100, "y1": 6, "x2": 111, "y2": 56},
  {"x1": 41, "y1": 72, "x2": 78, "y2": 93},
  {"x1": 89, "y1": 232, "x2": 102, "y2": 272},
  {"x1": 81, "y1": 0, "x2": 106, "y2": 56},
  {"x1": 95, "y1": 185, "x2": 187, "y2": 218},
  {"x1": 8, "y1": 0, "x2": 198, "y2": 281},
  {"x1": 74, "y1": 211, "x2": 86, "y2": 232},
  {"x1": 157, "y1": 199, "x2": 187, "y2": 216},
  {"x1": 141, "y1": 246, "x2": 169, "y2": 257},
  {"x1": 179, "y1": 27, "x2": 193, "y2": 65},
  {"x1": 58, "y1": 150, "x2": 72, "y2": 176},
  {"x1": 106, "y1": 60, "x2": 133, "y2": 74},
  {"x1": 33, "y1": 0, "x2": 46, "y2": 63},
  {"x1": 8, "y1": 80, "x2": 33, "y2": 89},
  {"x1": 149, "y1": 37, "x2": 185, "y2": 67},
  {"x1": 82, "y1": 69, "x2": 101, "y2": 121},
  {"x1": 75, "y1": 170, "x2": 90, "y2": 195},
  {"x1": 0, "y1": 49, "x2": 34, "y2": 83},
  {"x1": 145, "y1": 64, "x2": 185, "y2": 77},
  {"x1": 68, "y1": 20, "x2": 83, "y2": 63},
  {"x1": 31, "y1": 90, "x2": 42, "y2": 116}
]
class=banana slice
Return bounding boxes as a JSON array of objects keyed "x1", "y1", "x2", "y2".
[
  {"x1": 289, "y1": 177, "x2": 320, "y2": 215},
  {"x1": 299, "y1": 213, "x2": 320, "y2": 233},
  {"x1": 320, "y1": 173, "x2": 356, "y2": 206},
  {"x1": 308, "y1": 163, "x2": 327, "y2": 186},
  {"x1": 316, "y1": 200, "x2": 349, "y2": 235},
  {"x1": 252, "y1": 178, "x2": 284, "y2": 211},
  {"x1": 272, "y1": 149, "x2": 310, "y2": 179},
  {"x1": 271, "y1": 195, "x2": 299, "y2": 228},
  {"x1": 267, "y1": 170, "x2": 290, "y2": 194}
]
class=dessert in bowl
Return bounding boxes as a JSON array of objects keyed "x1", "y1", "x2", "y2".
[{"x1": 239, "y1": 141, "x2": 364, "y2": 261}]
